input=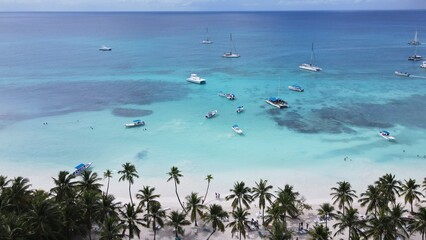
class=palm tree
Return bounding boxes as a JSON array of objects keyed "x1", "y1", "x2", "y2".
[
  {"x1": 99, "y1": 194, "x2": 121, "y2": 223},
  {"x1": 330, "y1": 181, "x2": 357, "y2": 214},
  {"x1": 136, "y1": 185, "x2": 160, "y2": 216},
  {"x1": 119, "y1": 203, "x2": 144, "y2": 240},
  {"x1": 226, "y1": 207, "x2": 251, "y2": 240},
  {"x1": 0, "y1": 214, "x2": 26, "y2": 240},
  {"x1": 251, "y1": 179, "x2": 274, "y2": 225},
  {"x1": 144, "y1": 201, "x2": 165, "y2": 240},
  {"x1": 376, "y1": 173, "x2": 402, "y2": 207},
  {"x1": 4, "y1": 176, "x2": 32, "y2": 213},
  {"x1": 358, "y1": 184, "x2": 385, "y2": 215},
  {"x1": 167, "y1": 166, "x2": 185, "y2": 210},
  {"x1": 184, "y1": 192, "x2": 206, "y2": 226},
  {"x1": 0, "y1": 175, "x2": 11, "y2": 193},
  {"x1": 401, "y1": 178, "x2": 424, "y2": 213},
  {"x1": 99, "y1": 216, "x2": 125, "y2": 240},
  {"x1": 202, "y1": 204, "x2": 229, "y2": 240},
  {"x1": 365, "y1": 209, "x2": 394, "y2": 240},
  {"x1": 225, "y1": 181, "x2": 252, "y2": 210},
  {"x1": 51, "y1": 171, "x2": 77, "y2": 203},
  {"x1": 410, "y1": 207, "x2": 426, "y2": 240},
  {"x1": 80, "y1": 190, "x2": 102, "y2": 240},
  {"x1": 24, "y1": 200, "x2": 62, "y2": 239},
  {"x1": 118, "y1": 162, "x2": 139, "y2": 205},
  {"x1": 268, "y1": 221, "x2": 293, "y2": 240},
  {"x1": 202, "y1": 174, "x2": 213, "y2": 204},
  {"x1": 275, "y1": 186, "x2": 300, "y2": 223},
  {"x1": 167, "y1": 210, "x2": 191, "y2": 239},
  {"x1": 317, "y1": 203, "x2": 335, "y2": 229},
  {"x1": 388, "y1": 203, "x2": 409, "y2": 239},
  {"x1": 264, "y1": 202, "x2": 283, "y2": 227},
  {"x1": 77, "y1": 171, "x2": 103, "y2": 194},
  {"x1": 308, "y1": 224, "x2": 330, "y2": 240},
  {"x1": 103, "y1": 169, "x2": 113, "y2": 196},
  {"x1": 333, "y1": 206, "x2": 365, "y2": 240}
]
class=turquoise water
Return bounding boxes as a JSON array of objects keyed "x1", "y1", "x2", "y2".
[{"x1": 0, "y1": 11, "x2": 425, "y2": 197}]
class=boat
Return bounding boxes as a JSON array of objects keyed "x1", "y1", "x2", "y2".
[
  {"x1": 265, "y1": 97, "x2": 289, "y2": 109},
  {"x1": 408, "y1": 31, "x2": 421, "y2": 45},
  {"x1": 299, "y1": 43, "x2": 322, "y2": 72},
  {"x1": 408, "y1": 45, "x2": 422, "y2": 61},
  {"x1": 187, "y1": 74, "x2": 206, "y2": 84},
  {"x1": 201, "y1": 28, "x2": 213, "y2": 44},
  {"x1": 379, "y1": 130, "x2": 396, "y2": 141},
  {"x1": 420, "y1": 61, "x2": 426, "y2": 68},
  {"x1": 205, "y1": 110, "x2": 218, "y2": 119},
  {"x1": 236, "y1": 106, "x2": 244, "y2": 113},
  {"x1": 232, "y1": 124, "x2": 243, "y2": 134},
  {"x1": 72, "y1": 162, "x2": 92, "y2": 176},
  {"x1": 218, "y1": 92, "x2": 235, "y2": 100},
  {"x1": 99, "y1": 45, "x2": 112, "y2": 51},
  {"x1": 125, "y1": 120, "x2": 145, "y2": 128},
  {"x1": 223, "y1": 33, "x2": 240, "y2": 58},
  {"x1": 394, "y1": 71, "x2": 410, "y2": 77},
  {"x1": 288, "y1": 85, "x2": 304, "y2": 92}
]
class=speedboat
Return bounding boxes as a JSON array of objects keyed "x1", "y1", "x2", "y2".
[
  {"x1": 265, "y1": 97, "x2": 289, "y2": 109},
  {"x1": 223, "y1": 52, "x2": 240, "y2": 58},
  {"x1": 299, "y1": 63, "x2": 322, "y2": 72},
  {"x1": 236, "y1": 106, "x2": 244, "y2": 113},
  {"x1": 288, "y1": 85, "x2": 304, "y2": 92},
  {"x1": 99, "y1": 45, "x2": 112, "y2": 51},
  {"x1": 202, "y1": 39, "x2": 213, "y2": 44},
  {"x1": 420, "y1": 61, "x2": 426, "y2": 69},
  {"x1": 394, "y1": 71, "x2": 410, "y2": 77},
  {"x1": 187, "y1": 74, "x2": 206, "y2": 84},
  {"x1": 72, "y1": 162, "x2": 92, "y2": 175},
  {"x1": 408, "y1": 54, "x2": 422, "y2": 61},
  {"x1": 125, "y1": 120, "x2": 145, "y2": 128},
  {"x1": 218, "y1": 92, "x2": 235, "y2": 100},
  {"x1": 379, "y1": 130, "x2": 396, "y2": 141},
  {"x1": 232, "y1": 124, "x2": 243, "y2": 134},
  {"x1": 205, "y1": 110, "x2": 218, "y2": 119}
]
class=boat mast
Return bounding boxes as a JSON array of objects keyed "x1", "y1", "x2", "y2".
[{"x1": 311, "y1": 42, "x2": 315, "y2": 65}]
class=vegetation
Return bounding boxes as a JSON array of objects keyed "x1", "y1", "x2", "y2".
[{"x1": 0, "y1": 167, "x2": 425, "y2": 240}]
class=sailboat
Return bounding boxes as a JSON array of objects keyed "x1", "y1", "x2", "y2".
[
  {"x1": 299, "y1": 43, "x2": 322, "y2": 71},
  {"x1": 408, "y1": 31, "x2": 421, "y2": 45},
  {"x1": 408, "y1": 44, "x2": 422, "y2": 61},
  {"x1": 223, "y1": 33, "x2": 240, "y2": 58},
  {"x1": 201, "y1": 28, "x2": 213, "y2": 44}
]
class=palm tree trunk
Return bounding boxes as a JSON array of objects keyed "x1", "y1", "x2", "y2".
[
  {"x1": 262, "y1": 207, "x2": 265, "y2": 225},
  {"x1": 174, "y1": 180, "x2": 185, "y2": 210},
  {"x1": 175, "y1": 228, "x2": 178, "y2": 238},
  {"x1": 206, "y1": 229, "x2": 216, "y2": 240},
  {"x1": 106, "y1": 177, "x2": 110, "y2": 196},
  {"x1": 153, "y1": 220, "x2": 157, "y2": 240},
  {"x1": 128, "y1": 182, "x2": 133, "y2": 205},
  {"x1": 202, "y1": 182, "x2": 210, "y2": 204},
  {"x1": 410, "y1": 201, "x2": 413, "y2": 213},
  {"x1": 239, "y1": 230, "x2": 242, "y2": 240}
]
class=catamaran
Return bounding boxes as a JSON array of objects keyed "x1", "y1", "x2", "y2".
[
  {"x1": 299, "y1": 43, "x2": 322, "y2": 72},
  {"x1": 408, "y1": 31, "x2": 421, "y2": 45},
  {"x1": 223, "y1": 33, "x2": 240, "y2": 58},
  {"x1": 201, "y1": 28, "x2": 213, "y2": 44}
]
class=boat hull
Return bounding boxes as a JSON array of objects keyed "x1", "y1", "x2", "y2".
[
  {"x1": 299, "y1": 64, "x2": 322, "y2": 72},
  {"x1": 265, "y1": 100, "x2": 288, "y2": 109}
]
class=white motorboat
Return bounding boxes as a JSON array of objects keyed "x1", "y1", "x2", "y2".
[
  {"x1": 236, "y1": 106, "x2": 244, "y2": 113},
  {"x1": 379, "y1": 130, "x2": 396, "y2": 141},
  {"x1": 408, "y1": 54, "x2": 423, "y2": 61},
  {"x1": 223, "y1": 33, "x2": 240, "y2": 58},
  {"x1": 187, "y1": 74, "x2": 206, "y2": 84},
  {"x1": 99, "y1": 45, "x2": 112, "y2": 51},
  {"x1": 205, "y1": 110, "x2": 218, "y2": 119},
  {"x1": 299, "y1": 43, "x2": 322, "y2": 72},
  {"x1": 265, "y1": 97, "x2": 289, "y2": 109},
  {"x1": 288, "y1": 85, "x2": 304, "y2": 92},
  {"x1": 408, "y1": 31, "x2": 421, "y2": 45},
  {"x1": 420, "y1": 61, "x2": 426, "y2": 69},
  {"x1": 125, "y1": 120, "x2": 145, "y2": 128},
  {"x1": 232, "y1": 124, "x2": 243, "y2": 134},
  {"x1": 218, "y1": 91, "x2": 235, "y2": 100},
  {"x1": 394, "y1": 71, "x2": 410, "y2": 77},
  {"x1": 72, "y1": 162, "x2": 93, "y2": 175}
]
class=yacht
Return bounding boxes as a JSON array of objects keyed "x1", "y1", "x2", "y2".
[
  {"x1": 408, "y1": 31, "x2": 421, "y2": 45},
  {"x1": 202, "y1": 28, "x2": 213, "y2": 44},
  {"x1": 187, "y1": 74, "x2": 206, "y2": 84},
  {"x1": 99, "y1": 45, "x2": 112, "y2": 51},
  {"x1": 265, "y1": 97, "x2": 289, "y2": 109},
  {"x1": 420, "y1": 61, "x2": 426, "y2": 69},
  {"x1": 223, "y1": 33, "x2": 240, "y2": 58},
  {"x1": 299, "y1": 43, "x2": 322, "y2": 72},
  {"x1": 408, "y1": 54, "x2": 423, "y2": 61}
]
